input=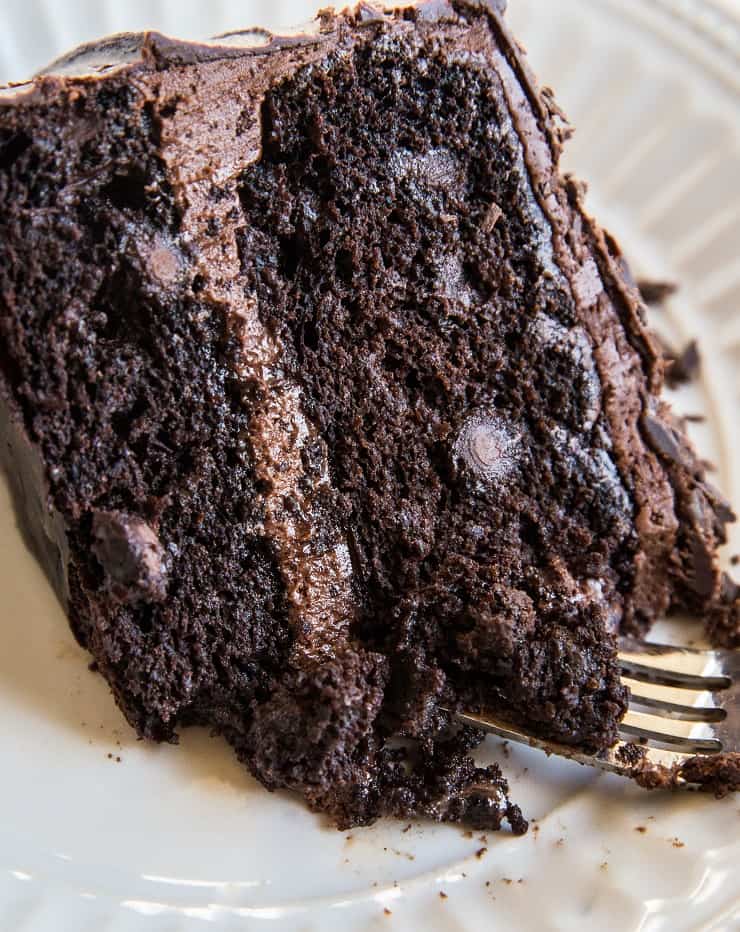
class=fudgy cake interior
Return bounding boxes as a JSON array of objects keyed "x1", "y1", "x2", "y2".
[
  {"x1": 237, "y1": 36, "x2": 632, "y2": 749},
  {"x1": 0, "y1": 1, "x2": 736, "y2": 828}
]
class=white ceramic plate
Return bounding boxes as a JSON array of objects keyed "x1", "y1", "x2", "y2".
[{"x1": 1, "y1": 2, "x2": 739, "y2": 930}]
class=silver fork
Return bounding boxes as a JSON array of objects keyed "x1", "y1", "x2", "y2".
[{"x1": 456, "y1": 638, "x2": 740, "y2": 787}]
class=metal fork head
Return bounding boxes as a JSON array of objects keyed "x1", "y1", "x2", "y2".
[
  {"x1": 455, "y1": 638, "x2": 740, "y2": 791},
  {"x1": 617, "y1": 638, "x2": 739, "y2": 758}
]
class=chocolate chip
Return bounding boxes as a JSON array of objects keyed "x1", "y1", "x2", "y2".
[
  {"x1": 642, "y1": 414, "x2": 683, "y2": 465},
  {"x1": 687, "y1": 534, "x2": 716, "y2": 599},
  {"x1": 720, "y1": 572, "x2": 739, "y2": 603},
  {"x1": 702, "y1": 481, "x2": 736, "y2": 525},
  {"x1": 637, "y1": 279, "x2": 677, "y2": 305},
  {"x1": 665, "y1": 340, "x2": 700, "y2": 389},
  {"x1": 92, "y1": 510, "x2": 168, "y2": 604}
]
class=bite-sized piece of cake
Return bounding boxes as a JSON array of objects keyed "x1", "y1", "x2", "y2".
[{"x1": 0, "y1": 0, "x2": 736, "y2": 829}]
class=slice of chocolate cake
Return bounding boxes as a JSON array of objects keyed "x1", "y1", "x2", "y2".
[{"x1": 0, "y1": 0, "x2": 736, "y2": 830}]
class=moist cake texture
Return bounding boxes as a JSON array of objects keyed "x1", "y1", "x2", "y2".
[{"x1": 0, "y1": 0, "x2": 737, "y2": 829}]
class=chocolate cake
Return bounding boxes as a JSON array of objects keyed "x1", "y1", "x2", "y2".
[{"x1": 0, "y1": 0, "x2": 737, "y2": 830}]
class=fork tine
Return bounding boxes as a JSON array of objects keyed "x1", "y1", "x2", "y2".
[
  {"x1": 619, "y1": 715, "x2": 723, "y2": 754},
  {"x1": 627, "y1": 691, "x2": 727, "y2": 722},
  {"x1": 619, "y1": 659, "x2": 731, "y2": 691},
  {"x1": 618, "y1": 637, "x2": 740, "y2": 679}
]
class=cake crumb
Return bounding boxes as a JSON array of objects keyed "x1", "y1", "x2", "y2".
[
  {"x1": 462, "y1": 830, "x2": 473, "y2": 839},
  {"x1": 481, "y1": 201, "x2": 503, "y2": 233},
  {"x1": 638, "y1": 279, "x2": 677, "y2": 305},
  {"x1": 555, "y1": 837, "x2": 565, "y2": 847},
  {"x1": 731, "y1": 554, "x2": 739, "y2": 567},
  {"x1": 485, "y1": 881, "x2": 491, "y2": 888},
  {"x1": 502, "y1": 878, "x2": 513, "y2": 885},
  {"x1": 384, "y1": 908, "x2": 392, "y2": 916},
  {"x1": 439, "y1": 891, "x2": 448, "y2": 900},
  {"x1": 635, "y1": 826, "x2": 647, "y2": 834},
  {"x1": 666, "y1": 339, "x2": 701, "y2": 388},
  {"x1": 476, "y1": 847, "x2": 488, "y2": 859},
  {"x1": 402, "y1": 824, "x2": 412, "y2": 833},
  {"x1": 391, "y1": 848, "x2": 414, "y2": 861},
  {"x1": 671, "y1": 838, "x2": 685, "y2": 848},
  {"x1": 600, "y1": 862, "x2": 608, "y2": 871}
]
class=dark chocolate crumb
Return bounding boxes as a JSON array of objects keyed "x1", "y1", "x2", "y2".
[
  {"x1": 481, "y1": 201, "x2": 503, "y2": 233},
  {"x1": 665, "y1": 340, "x2": 701, "y2": 388},
  {"x1": 638, "y1": 279, "x2": 677, "y2": 304}
]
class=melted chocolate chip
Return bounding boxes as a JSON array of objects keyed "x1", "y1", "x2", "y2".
[
  {"x1": 642, "y1": 414, "x2": 683, "y2": 465},
  {"x1": 92, "y1": 511, "x2": 168, "y2": 603}
]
